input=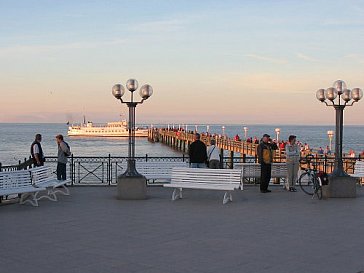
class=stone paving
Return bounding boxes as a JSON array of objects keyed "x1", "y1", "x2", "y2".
[{"x1": 1, "y1": 185, "x2": 364, "y2": 273}]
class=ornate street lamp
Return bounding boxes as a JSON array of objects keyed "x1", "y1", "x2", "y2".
[
  {"x1": 112, "y1": 79, "x2": 153, "y2": 199},
  {"x1": 316, "y1": 80, "x2": 362, "y2": 198},
  {"x1": 222, "y1": 126, "x2": 225, "y2": 137},
  {"x1": 275, "y1": 128, "x2": 281, "y2": 143},
  {"x1": 327, "y1": 130, "x2": 334, "y2": 152},
  {"x1": 243, "y1": 126, "x2": 248, "y2": 140},
  {"x1": 316, "y1": 80, "x2": 362, "y2": 177}
]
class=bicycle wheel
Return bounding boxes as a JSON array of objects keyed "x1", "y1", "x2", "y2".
[
  {"x1": 314, "y1": 177, "x2": 323, "y2": 200},
  {"x1": 299, "y1": 171, "x2": 315, "y2": 195}
]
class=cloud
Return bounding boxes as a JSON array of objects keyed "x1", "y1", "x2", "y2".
[
  {"x1": 244, "y1": 54, "x2": 287, "y2": 64},
  {"x1": 322, "y1": 19, "x2": 364, "y2": 27},
  {"x1": 128, "y1": 17, "x2": 194, "y2": 33},
  {"x1": 0, "y1": 39, "x2": 126, "y2": 57},
  {"x1": 296, "y1": 53, "x2": 318, "y2": 62},
  {"x1": 342, "y1": 54, "x2": 364, "y2": 64}
]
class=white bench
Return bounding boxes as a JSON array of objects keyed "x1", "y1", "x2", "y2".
[
  {"x1": 0, "y1": 169, "x2": 46, "y2": 207},
  {"x1": 351, "y1": 160, "x2": 364, "y2": 184},
  {"x1": 235, "y1": 163, "x2": 288, "y2": 185},
  {"x1": 120, "y1": 161, "x2": 189, "y2": 182},
  {"x1": 29, "y1": 166, "x2": 71, "y2": 201},
  {"x1": 164, "y1": 167, "x2": 242, "y2": 204}
]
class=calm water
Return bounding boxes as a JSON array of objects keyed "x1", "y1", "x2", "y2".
[{"x1": 0, "y1": 123, "x2": 363, "y2": 165}]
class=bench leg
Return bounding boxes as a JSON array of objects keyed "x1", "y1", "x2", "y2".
[
  {"x1": 172, "y1": 188, "x2": 182, "y2": 201},
  {"x1": 35, "y1": 189, "x2": 58, "y2": 202},
  {"x1": 19, "y1": 193, "x2": 39, "y2": 207},
  {"x1": 53, "y1": 184, "x2": 70, "y2": 196},
  {"x1": 223, "y1": 191, "x2": 233, "y2": 205}
]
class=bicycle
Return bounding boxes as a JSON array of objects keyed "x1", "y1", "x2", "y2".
[{"x1": 298, "y1": 155, "x2": 323, "y2": 200}]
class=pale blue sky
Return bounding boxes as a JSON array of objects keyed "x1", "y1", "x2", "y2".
[{"x1": 1, "y1": 0, "x2": 364, "y2": 124}]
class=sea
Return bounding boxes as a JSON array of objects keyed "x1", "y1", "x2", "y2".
[{"x1": 0, "y1": 123, "x2": 363, "y2": 166}]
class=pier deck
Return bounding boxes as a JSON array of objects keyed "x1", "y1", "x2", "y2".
[{"x1": 1, "y1": 186, "x2": 364, "y2": 273}]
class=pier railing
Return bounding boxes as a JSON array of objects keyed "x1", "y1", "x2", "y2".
[{"x1": 1, "y1": 154, "x2": 361, "y2": 186}]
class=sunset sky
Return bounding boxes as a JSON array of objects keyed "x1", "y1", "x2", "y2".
[{"x1": 1, "y1": 0, "x2": 363, "y2": 125}]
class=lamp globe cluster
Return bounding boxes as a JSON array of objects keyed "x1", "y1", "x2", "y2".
[{"x1": 316, "y1": 80, "x2": 363, "y2": 105}]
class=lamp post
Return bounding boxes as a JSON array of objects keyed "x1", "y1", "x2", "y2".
[
  {"x1": 316, "y1": 80, "x2": 362, "y2": 197},
  {"x1": 112, "y1": 79, "x2": 153, "y2": 199},
  {"x1": 327, "y1": 130, "x2": 334, "y2": 152},
  {"x1": 275, "y1": 128, "x2": 280, "y2": 143},
  {"x1": 222, "y1": 126, "x2": 225, "y2": 137},
  {"x1": 243, "y1": 126, "x2": 248, "y2": 140}
]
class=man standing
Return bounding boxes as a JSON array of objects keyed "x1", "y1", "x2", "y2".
[
  {"x1": 285, "y1": 135, "x2": 300, "y2": 192},
  {"x1": 207, "y1": 139, "x2": 220, "y2": 169},
  {"x1": 189, "y1": 133, "x2": 207, "y2": 168},
  {"x1": 31, "y1": 134, "x2": 45, "y2": 167},
  {"x1": 257, "y1": 134, "x2": 278, "y2": 193},
  {"x1": 56, "y1": 134, "x2": 71, "y2": 180}
]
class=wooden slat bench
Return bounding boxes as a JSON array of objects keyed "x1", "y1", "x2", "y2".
[
  {"x1": 164, "y1": 167, "x2": 242, "y2": 204},
  {"x1": 29, "y1": 166, "x2": 71, "y2": 201},
  {"x1": 351, "y1": 160, "x2": 364, "y2": 185},
  {"x1": 0, "y1": 169, "x2": 46, "y2": 207}
]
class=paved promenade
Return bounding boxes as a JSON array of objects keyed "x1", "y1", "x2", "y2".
[{"x1": 1, "y1": 185, "x2": 364, "y2": 273}]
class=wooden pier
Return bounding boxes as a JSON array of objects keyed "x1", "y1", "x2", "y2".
[
  {"x1": 148, "y1": 128, "x2": 358, "y2": 174},
  {"x1": 148, "y1": 129, "x2": 284, "y2": 162}
]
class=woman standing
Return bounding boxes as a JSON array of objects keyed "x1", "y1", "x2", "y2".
[{"x1": 285, "y1": 135, "x2": 300, "y2": 192}]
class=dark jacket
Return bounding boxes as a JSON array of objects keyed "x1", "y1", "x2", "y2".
[
  {"x1": 257, "y1": 141, "x2": 278, "y2": 164},
  {"x1": 30, "y1": 141, "x2": 45, "y2": 166},
  {"x1": 189, "y1": 140, "x2": 208, "y2": 163}
]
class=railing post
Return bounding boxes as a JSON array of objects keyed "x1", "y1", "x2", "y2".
[
  {"x1": 324, "y1": 155, "x2": 327, "y2": 173},
  {"x1": 71, "y1": 154, "x2": 74, "y2": 186},
  {"x1": 220, "y1": 148, "x2": 224, "y2": 168},
  {"x1": 108, "y1": 154, "x2": 111, "y2": 185}
]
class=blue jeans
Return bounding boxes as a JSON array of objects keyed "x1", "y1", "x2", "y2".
[{"x1": 190, "y1": 163, "x2": 206, "y2": 168}]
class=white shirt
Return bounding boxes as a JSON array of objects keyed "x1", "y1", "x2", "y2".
[
  {"x1": 33, "y1": 144, "x2": 40, "y2": 155},
  {"x1": 207, "y1": 145, "x2": 220, "y2": 161}
]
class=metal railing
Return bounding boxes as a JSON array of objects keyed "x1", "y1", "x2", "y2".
[
  {"x1": 44, "y1": 154, "x2": 188, "y2": 186},
  {"x1": 1, "y1": 154, "x2": 361, "y2": 186}
]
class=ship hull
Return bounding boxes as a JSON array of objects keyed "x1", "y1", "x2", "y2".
[{"x1": 67, "y1": 121, "x2": 148, "y2": 137}]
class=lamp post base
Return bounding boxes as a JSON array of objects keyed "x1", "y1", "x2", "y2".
[
  {"x1": 328, "y1": 176, "x2": 357, "y2": 198},
  {"x1": 116, "y1": 175, "x2": 147, "y2": 200}
]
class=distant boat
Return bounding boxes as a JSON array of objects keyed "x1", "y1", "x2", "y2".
[{"x1": 67, "y1": 119, "x2": 148, "y2": 137}]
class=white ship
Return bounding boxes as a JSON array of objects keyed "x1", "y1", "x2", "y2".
[{"x1": 67, "y1": 119, "x2": 148, "y2": 137}]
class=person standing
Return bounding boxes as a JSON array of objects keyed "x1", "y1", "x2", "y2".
[
  {"x1": 207, "y1": 139, "x2": 220, "y2": 169},
  {"x1": 189, "y1": 133, "x2": 207, "y2": 168},
  {"x1": 257, "y1": 134, "x2": 278, "y2": 193},
  {"x1": 30, "y1": 134, "x2": 45, "y2": 167},
  {"x1": 285, "y1": 135, "x2": 300, "y2": 192},
  {"x1": 56, "y1": 134, "x2": 71, "y2": 180}
]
